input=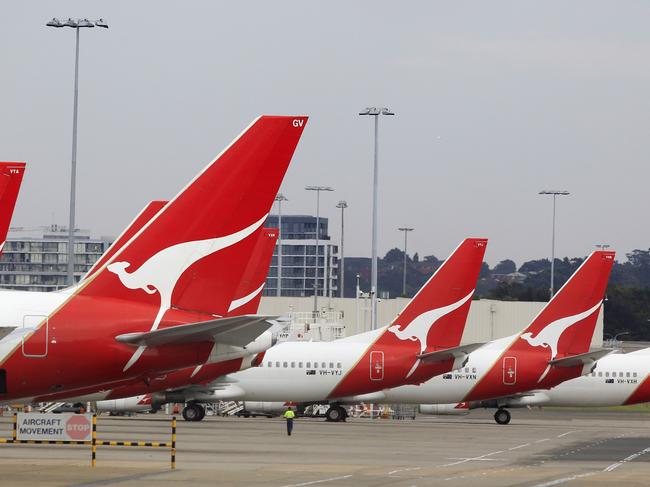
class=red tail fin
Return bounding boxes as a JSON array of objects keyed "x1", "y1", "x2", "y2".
[
  {"x1": 79, "y1": 116, "x2": 307, "y2": 325},
  {"x1": 0, "y1": 162, "x2": 25, "y2": 252},
  {"x1": 388, "y1": 238, "x2": 488, "y2": 351},
  {"x1": 227, "y1": 227, "x2": 278, "y2": 315},
  {"x1": 519, "y1": 251, "x2": 615, "y2": 358},
  {"x1": 84, "y1": 200, "x2": 168, "y2": 281}
]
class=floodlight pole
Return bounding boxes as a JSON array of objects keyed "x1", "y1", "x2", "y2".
[
  {"x1": 68, "y1": 26, "x2": 80, "y2": 287},
  {"x1": 275, "y1": 194, "x2": 288, "y2": 296},
  {"x1": 336, "y1": 201, "x2": 348, "y2": 297},
  {"x1": 539, "y1": 190, "x2": 570, "y2": 298},
  {"x1": 398, "y1": 227, "x2": 414, "y2": 296},
  {"x1": 359, "y1": 107, "x2": 394, "y2": 329},
  {"x1": 306, "y1": 186, "x2": 334, "y2": 316},
  {"x1": 47, "y1": 17, "x2": 108, "y2": 286}
]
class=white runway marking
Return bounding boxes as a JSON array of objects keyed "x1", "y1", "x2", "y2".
[
  {"x1": 509, "y1": 443, "x2": 530, "y2": 450},
  {"x1": 388, "y1": 467, "x2": 422, "y2": 475},
  {"x1": 530, "y1": 472, "x2": 596, "y2": 487},
  {"x1": 441, "y1": 450, "x2": 505, "y2": 467},
  {"x1": 557, "y1": 431, "x2": 578, "y2": 438},
  {"x1": 280, "y1": 475, "x2": 353, "y2": 487},
  {"x1": 535, "y1": 438, "x2": 550, "y2": 443},
  {"x1": 531, "y1": 443, "x2": 650, "y2": 486},
  {"x1": 604, "y1": 446, "x2": 650, "y2": 472}
]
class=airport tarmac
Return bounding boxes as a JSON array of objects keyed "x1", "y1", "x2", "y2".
[{"x1": 0, "y1": 409, "x2": 648, "y2": 486}]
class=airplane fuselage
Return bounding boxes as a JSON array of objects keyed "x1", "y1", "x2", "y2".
[{"x1": 0, "y1": 289, "x2": 260, "y2": 402}]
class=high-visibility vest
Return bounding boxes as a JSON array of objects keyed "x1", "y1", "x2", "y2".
[{"x1": 284, "y1": 410, "x2": 296, "y2": 419}]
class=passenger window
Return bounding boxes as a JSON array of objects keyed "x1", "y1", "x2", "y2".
[
  {"x1": 337, "y1": 362, "x2": 342, "y2": 368},
  {"x1": 472, "y1": 368, "x2": 476, "y2": 373},
  {"x1": 626, "y1": 372, "x2": 630, "y2": 378},
  {"x1": 322, "y1": 362, "x2": 326, "y2": 369},
  {"x1": 605, "y1": 372, "x2": 609, "y2": 377},
  {"x1": 598, "y1": 372, "x2": 602, "y2": 377},
  {"x1": 291, "y1": 362, "x2": 295, "y2": 368},
  {"x1": 276, "y1": 361, "x2": 280, "y2": 368},
  {"x1": 329, "y1": 362, "x2": 334, "y2": 369},
  {"x1": 314, "y1": 362, "x2": 318, "y2": 369},
  {"x1": 268, "y1": 361, "x2": 272, "y2": 368},
  {"x1": 306, "y1": 362, "x2": 311, "y2": 368},
  {"x1": 634, "y1": 372, "x2": 638, "y2": 378},
  {"x1": 283, "y1": 362, "x2": 288, "y2": 368},
  {"x1": 299, "y1": 362, "x2": 303, "y2": 368}
]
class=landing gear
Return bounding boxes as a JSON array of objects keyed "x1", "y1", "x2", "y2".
[
  {"x1": 494, "y1": 408, "x2": 511, "y2": 425},
  {"x1": 182, "y1": 402, "x2": 206, "y2": 422},
  {"x1": 325, "y1": 405, "x2": 347, "y2": 422}
]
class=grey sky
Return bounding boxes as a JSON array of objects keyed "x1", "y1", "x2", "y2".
[{"x1": 1, "y1": 1, "x2": 649, "y2": 266}]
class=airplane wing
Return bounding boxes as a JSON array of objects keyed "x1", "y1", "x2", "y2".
[
  {"x1": 417, "y1": 342, "x2": 485, "y2": 364},
  {"x1": 548, "y1": 348, "x2": 613, "y2": 368},
  {"x1": 115, "y1": 315, "x2": 278, "y2": 348}
]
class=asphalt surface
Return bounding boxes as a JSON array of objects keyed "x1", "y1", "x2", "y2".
[{"x1": 0, "y1": 408, "x2": 649, "y2": 486}]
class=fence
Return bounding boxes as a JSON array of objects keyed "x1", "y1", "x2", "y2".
[{"x1": 0, "y1": 413, "x2": 176, "y2": 469}]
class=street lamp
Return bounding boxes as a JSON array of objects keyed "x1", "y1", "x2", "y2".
[
  {"x1": 305, "y1": 185, "x2": 334, "y2": 315},
  {"x1": 275, "y1": 193, "x2": 288, "y2": 297},
  {"x1": 539, "y1": 190, "x2": 569, "y2": 298},
  {"x1": 336, "y1": 201, "x2": 348, "y2": 297},
  {"x1": 359, "y1": 106, "x2": 394, "y2": 329},
  {"x1": 47, "y1": 17, "x2": 108, "y2": 286},
  {"x1": 398, "y1": 227, "x2": 414, "y2": 297}
]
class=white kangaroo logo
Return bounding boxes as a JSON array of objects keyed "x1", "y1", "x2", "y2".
[
  {"x1": 387, "y1": 290, "x2": 474, "y2": 378},
  {"x1": 519, "y1": 300, "x2": 602, "y2": 382},
  {"x1": 227, "y1": 283, "x2": 265, "y2": 313},
  {"x1": 109, "y1": 215, "x2": 267, "y2": 371}
]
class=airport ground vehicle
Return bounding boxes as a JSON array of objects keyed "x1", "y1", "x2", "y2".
[
  {"x1": 235, "y1": 402, "x2": 286, "y2": 418},
  {"x1": 348, "y1": 251, "x2": 615, "y2": 424},
  {"x1": 0, "y1": 116, "x2": 308, "y2": 403}
]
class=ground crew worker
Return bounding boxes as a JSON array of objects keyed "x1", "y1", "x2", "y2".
[{"x1": 284, "y1": 407, "x2": 296, "y2": 436}]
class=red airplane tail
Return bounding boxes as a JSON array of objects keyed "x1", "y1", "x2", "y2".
[
  {"x1": 518, "y1": 251, "x2": 615, "y2": 358},
  {"x1": 387, "y1": 238, "x2": 488, "y2": 351},
  {"x1": 227, "y1": 227, "x2": 278, "y2": 315},
  {"x1": 79, "y1": 116, "x2": 307, "y2": 322},
  {"x1": 0, "y1": 162, "x2": 25, "y2": 251}
]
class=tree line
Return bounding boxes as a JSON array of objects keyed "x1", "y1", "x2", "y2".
[{"x1": 343, "y1": 248, "x2": 650, "y2": 341}]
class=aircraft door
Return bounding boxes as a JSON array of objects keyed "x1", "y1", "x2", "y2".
[
  {"x1": 502, "y1": 356, "x2": 517, "y2": 385},
  {"x1": 370, "y1": 351, "x2": 384, "y2": 381},
  {"x1": 22, "y1": 315, "x2": 48, "y2": 357}
]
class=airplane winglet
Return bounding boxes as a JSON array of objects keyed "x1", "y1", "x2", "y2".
[
  {"x1": 548, "y1": 348, "x2": 613, "y2": 368},
  {"x1": 115, "y1": 314, "x2": 279, "y2": 348},
  {"x1": 417, "y1": 342, "x2": 485, "y2": 364}
]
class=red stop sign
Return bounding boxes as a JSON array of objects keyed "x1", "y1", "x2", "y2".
[{"x1": 66, "y1": 415, "x2": 91, "y2": 440}]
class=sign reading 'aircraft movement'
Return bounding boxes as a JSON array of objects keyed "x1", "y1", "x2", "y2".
[{"x1": 16, "y1": 413, "x2": 92, "y2": 441}]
